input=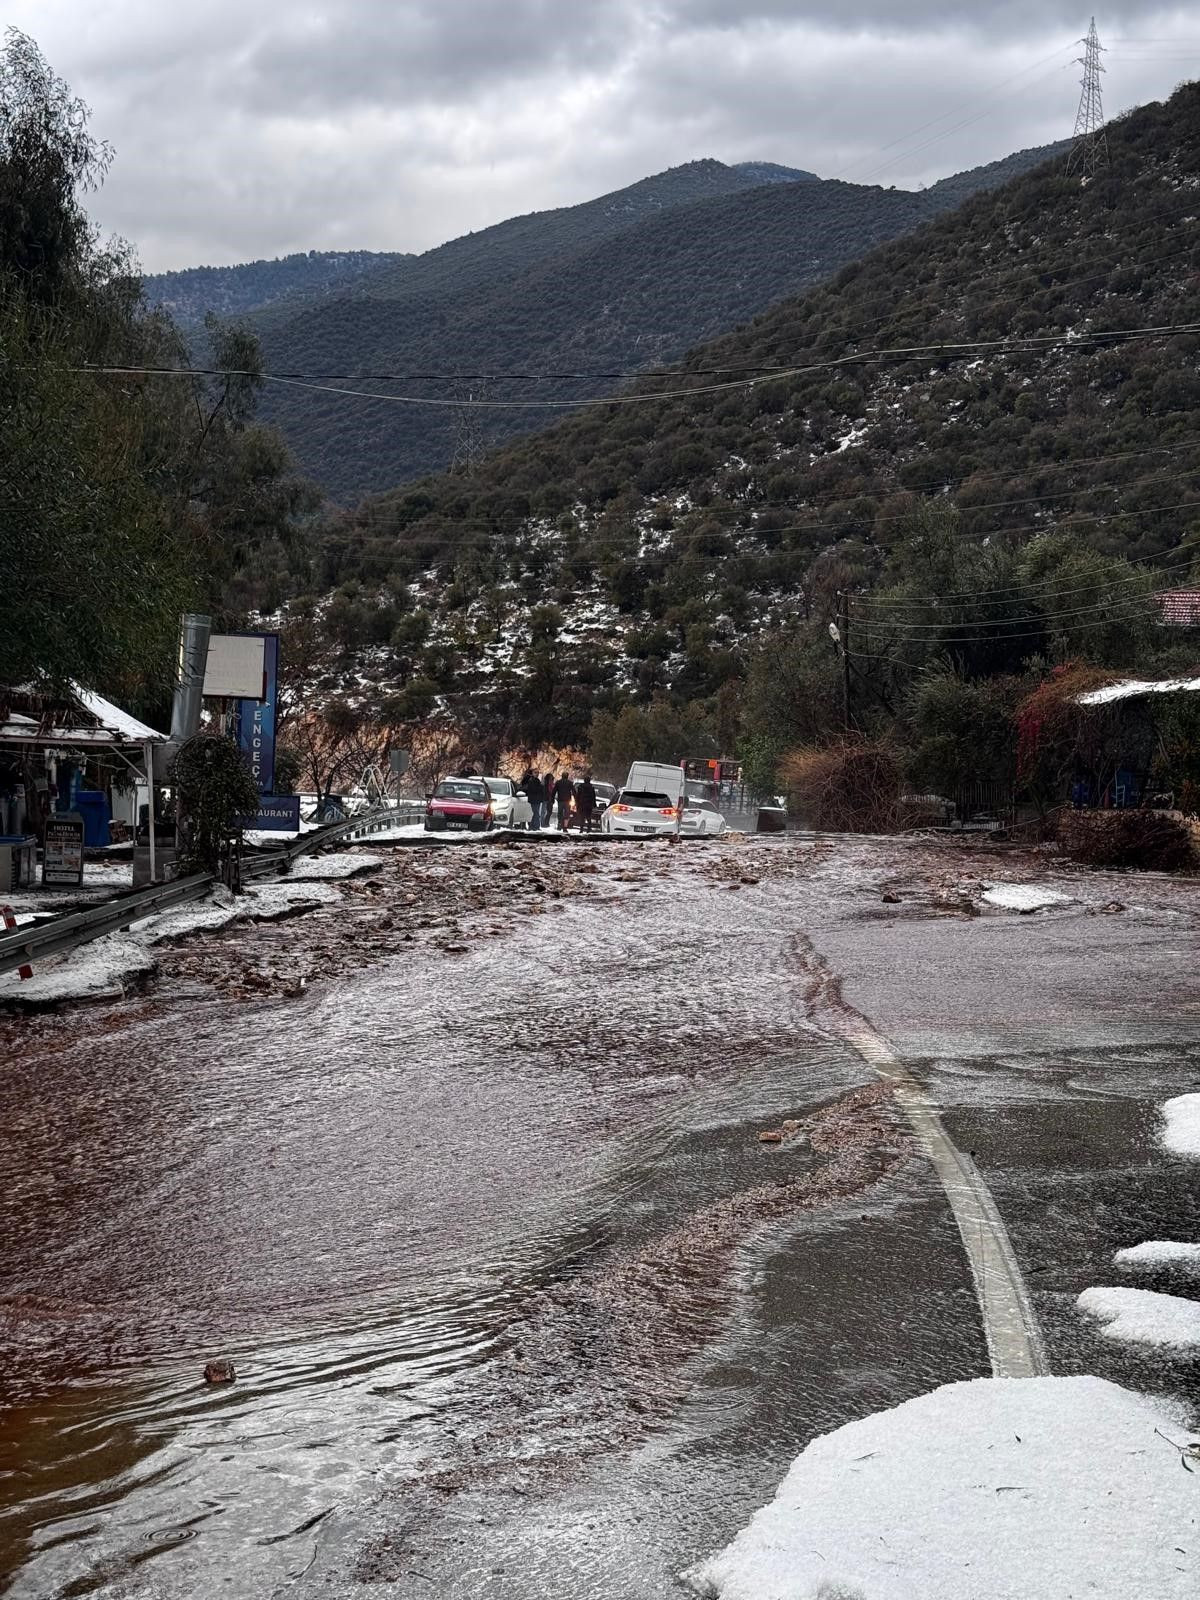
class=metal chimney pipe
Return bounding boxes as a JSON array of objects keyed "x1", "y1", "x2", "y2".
[{"x1": 170, "y1": 613, "x2": 212, "y2": 745}]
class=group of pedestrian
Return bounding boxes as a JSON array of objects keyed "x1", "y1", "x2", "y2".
[{"x1": 519, "y1": 769, "x2": 599, "y2": 832}]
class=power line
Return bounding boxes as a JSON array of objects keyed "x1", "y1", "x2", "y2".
[
  {"x1": 340, "y1": 481, "x2": 1200, "y2": 562},
  {"x1": 90, "y1": 220, "x2": 1200, "y2": 390},
  {"x1": 850, "y1": 60, "x2": 1077, "y2": 187},
  {"x1": 850, "y1": 546, "x2": 1200, "y2": 616},
  {"x1": 850, "y1": 579, "x2": 1173, "y2": 633},
  {"x1": 341, "y1": 433, "x2": 1200, "y2": 534},
  {"x1": 77, "y1": 317, "x2": 1200, "y2": 409},
  {"x1": 737, "y1": 231, "x2": 1200, "y2": 383},
  {"x1": 847, "y1": 592, "x2": 1172, "y2": 650},
  {"x1": 828, "y1": 42, "x2": 1078, "y2": 183}
]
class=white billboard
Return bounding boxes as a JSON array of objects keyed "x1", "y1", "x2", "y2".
[{"x1": 202, "y1": 634, "x2": 267, "y2": 700}]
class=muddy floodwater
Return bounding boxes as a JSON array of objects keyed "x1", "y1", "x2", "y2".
[{"x1": 1, "y1": 835, "x2": 1198, "y2": 1597}]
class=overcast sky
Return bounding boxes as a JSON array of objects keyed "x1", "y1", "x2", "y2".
[{"x1": 6, "y1": 1, "x2": 1199, "y2": 272}]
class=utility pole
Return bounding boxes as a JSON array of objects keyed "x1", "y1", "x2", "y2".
[
  {"x1": 838, "y1": 592, "x2": 852, "y2": 732},
  {"x1": 1065, "y1": 17, "x2": 1109, "y2": 180}
]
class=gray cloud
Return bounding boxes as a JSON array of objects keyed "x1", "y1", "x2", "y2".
[
  {"x1": 242, "y1": 0, "x2": 639, "y2": 112},
  {"x1": 5, "y1": 1, "x2": 1197, "y2": 270},
  {"x1": 674, "y1": 1, "x2": 1178, "y2": 32}
]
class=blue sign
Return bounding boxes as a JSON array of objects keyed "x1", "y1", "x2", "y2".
[
  {"x1": 238, "y1": 795, "x2": 301, "y2": 832},
  {"x1": 236, "y1": 633, "x2": 279, "y2": 793}
]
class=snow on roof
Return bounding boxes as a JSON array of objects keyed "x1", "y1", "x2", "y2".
[
  {"x1": 1078, "y1": 1285, "x2": 1200, "y2": 1347},
  {"x1": 0, "y1": 685, "x2": 166, "y2": 748},
  {"x1": 0, "y1": 717, "x2": 127, "y2": 748},
  {"x1": 1161, "y1": 1091, "x2": 1200, "y2": 1158},
  {"x1": 1077, "y1": 674, "x2": 1200, "y2": 706},
  {"x1": 73, "y1": 687, "x2": 166, "y2": 742},
  {"x1": 684, "y1": 1375, "x2": 1199, "y2": 1600}
]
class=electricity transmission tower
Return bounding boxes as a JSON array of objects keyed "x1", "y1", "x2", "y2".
[
  {"x1": 449, "y1": 380, "x2": 491, "y2": 475},
  {"x1": 1065, "y1": 17, "x2": 1109, "y2": 179}
]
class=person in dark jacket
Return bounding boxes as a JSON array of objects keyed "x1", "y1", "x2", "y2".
[
  {"x1": 576, "y1": 774, "x2": 598, "y2": 833},
  {"x1": 554, "y1": 772, "x2": 575, "y2": 831},
  {"x1": 543, "y1": 770, "x2": 556, "y2": 815},
  {"x1": 523, "y1": 769, "x2": 544, "y2": 830}
]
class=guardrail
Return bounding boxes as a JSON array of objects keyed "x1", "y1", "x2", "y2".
[
  {"x1": 0, "y1": 804, "x2": 418, "y2": 979},
  {"x1": 339, "y1": 801, "x2": 425, "y2": 840},
  {"x1": 0, "y1": 870, "x2": 216, "y2": 976}
]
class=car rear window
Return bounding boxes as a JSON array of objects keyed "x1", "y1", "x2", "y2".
[
  {"x1": 434, "y1": 782, "x2": 487, "y2": 801},
  {"x1": 620, "y1": 791, "x2": 674, "y2": 808}
]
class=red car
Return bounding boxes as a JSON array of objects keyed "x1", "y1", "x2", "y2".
[{"x1": 425, "y1": 778, "x2": 494, "y2": 832}]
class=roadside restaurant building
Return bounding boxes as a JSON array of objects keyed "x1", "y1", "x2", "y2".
[{"x1": 0, "y1": 684, "x2": 168, "y2": 883}]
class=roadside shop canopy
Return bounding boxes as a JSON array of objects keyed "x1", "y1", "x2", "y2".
[{"x1": 0, "y1": 685, "x2": 166, "y2": 750}]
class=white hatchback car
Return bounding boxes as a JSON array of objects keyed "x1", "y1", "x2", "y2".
[
  {"x1": 473, "y1": 776, "x2": 533, "y2": 829},
  {"x1": 681, "y1": 798, "x2": 728, "y2": 836},
  {"x1": 600, "y1": 787, "x2": 681, "y2": 837}
]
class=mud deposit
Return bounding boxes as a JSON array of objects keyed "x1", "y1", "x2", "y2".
[{"x1": 2, "y1": 835, "x2": 1197, "y2": 1598}]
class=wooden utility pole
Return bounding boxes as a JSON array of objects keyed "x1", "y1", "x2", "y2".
[{"x1": 838, "y1": 591, "x2": 852, "y2": 731}]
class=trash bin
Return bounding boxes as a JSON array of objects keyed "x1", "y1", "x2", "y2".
[
  {"x1": 133, "y1": 844, "x2": 177, "y2": 887},
  {"x1": 0, "y1": 834, "x2": 37, "y2": 891},
  {"x1": 73, "y1": 790, "x2": 111, "y2": 847}
]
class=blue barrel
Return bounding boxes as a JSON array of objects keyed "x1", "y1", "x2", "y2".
[{"x1": 74, "y1": 791, "x2": 111, "y2": 847}]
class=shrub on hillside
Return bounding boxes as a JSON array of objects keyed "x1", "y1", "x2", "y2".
[
  {"x1": 1057, "y1": 810, "x2": 1196, "y2": 872},
  {"x1": 781, "y1": 739, "x2": 902, "y2": 833}
]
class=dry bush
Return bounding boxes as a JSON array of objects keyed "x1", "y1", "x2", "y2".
[
  {"x1": 1057, "y1": 809, "x2": 1196, "y2": 872},
  {"x1": 781, "y1": 739, "x2": 902, "y2": 833}
]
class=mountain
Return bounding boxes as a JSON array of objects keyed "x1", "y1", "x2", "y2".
[
  {"x1": 279, "y1": 84, "x2": 1200, "y2": 755},
  {"x1": 731, "y1": 161, "x2": 819, "y2": 184},
  {"x1": 246, "y1": 143, "x2": 1066, "y2": 500},
  {"x1": 922, "y1": 140, "x2": 1078, "y2": 207},
  {"x1": 141, "y1": 250, "x2": 410, "y2": 324}
]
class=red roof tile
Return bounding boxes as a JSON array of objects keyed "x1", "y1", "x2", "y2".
[{"x1": 1158, "y1": 590, "x2": 1200, "y2": 626}]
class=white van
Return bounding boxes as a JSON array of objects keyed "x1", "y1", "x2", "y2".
[
  {"x1": 601, "y1": 761, "x2": 686, "y2": 837},
  {"x1": 624, "y1": 762, "x2": 686, "y2": 804}
]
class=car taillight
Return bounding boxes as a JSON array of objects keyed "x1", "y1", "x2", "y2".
[
  {"x1": 659, "y1": 807, "x2": 678, "y2": 817},
  {"x1": 612, "y1": 803, "x2": 631, "y2": 813}
]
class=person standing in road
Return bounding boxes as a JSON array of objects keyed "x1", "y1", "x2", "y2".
[
  {"x1": 554, "y1": 772, "x2": 575, "y2": 831},
  {"x1": 523, "y1": 769, "x2": 544, "y2": 830},
  {"x1": 576, "y1": 773, "x2": 597, "y2": 833}
]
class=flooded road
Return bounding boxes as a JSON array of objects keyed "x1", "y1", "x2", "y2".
[{"x1": 2, "y1": 835, "x2": 1198, "y2": 1596}]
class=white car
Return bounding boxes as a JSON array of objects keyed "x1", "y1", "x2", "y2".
[
  {"x1": 681, "y1": 798, "x2": 728, "y2": 837},
  {"x1": 473, "y1": 776, "x2": 533, "y2": 829},
  {"x1": 601, "y1": 787, "x2": 681, "y2": 837}
]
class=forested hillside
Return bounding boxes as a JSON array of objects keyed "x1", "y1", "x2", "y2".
[
  {"x1": 249, "y1": 144, "x2": 1064, "y2": 499},
  {"x1": 259, "y1": 84, "x2": 1200, "y2": 784},
  {"x1": 142, "y1": 250, "x2": 409, "y2": 325},
  {"x1": 0, "y1": 33, "x2": 318, "y2": 722}
]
